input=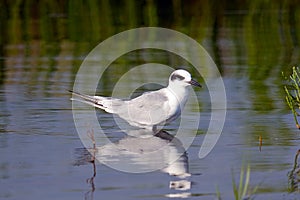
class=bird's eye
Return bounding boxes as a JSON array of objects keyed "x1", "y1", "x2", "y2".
[{"x1": 171, "y1": 74, "x2": 185, "y2": 81}]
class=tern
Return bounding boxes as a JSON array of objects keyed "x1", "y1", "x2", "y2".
[{"x1": 70, "y1": 69, "x2": 201, "y2": 132}]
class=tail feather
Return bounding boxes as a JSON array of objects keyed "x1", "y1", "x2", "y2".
[
  {"x1": 69, "y1": 90, "x2": 100, "y2": 103},
  {"x1": 69, "y1": 90, "x2": 124, "y2": 113}
]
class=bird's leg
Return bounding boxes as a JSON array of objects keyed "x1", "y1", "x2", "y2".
[{"x1": 152, "y1": 126, "x2": 159, "y2": 134}]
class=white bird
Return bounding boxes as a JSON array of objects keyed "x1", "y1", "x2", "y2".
[{"x1": 70, "y1": 69, "x2": 201, "y2": 132}]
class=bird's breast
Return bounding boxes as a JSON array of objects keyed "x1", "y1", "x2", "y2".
[{"x1": 166, "y1": 89, "x2": 188, "y2": 116}]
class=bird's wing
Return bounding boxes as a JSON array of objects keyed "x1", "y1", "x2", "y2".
[{"x1": 118, "y1": 90, "x2": 172, "y2": 126}]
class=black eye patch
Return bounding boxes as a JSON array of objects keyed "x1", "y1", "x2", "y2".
[{"x1": 171, "y1": 74, "x2": 185, "y2": 81}]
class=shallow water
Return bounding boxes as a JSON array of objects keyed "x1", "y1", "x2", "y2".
[{"x1": 1, "y1": 1, "x2": 300, "y2": 200}]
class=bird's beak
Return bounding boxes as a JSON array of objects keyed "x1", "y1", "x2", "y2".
[{"x1": 189, "y1": 79, "x2": 202, "y2": 87}]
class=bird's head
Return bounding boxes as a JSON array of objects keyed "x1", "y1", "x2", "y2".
[{"x1": 169, "y1": 69, "x2": 202, "y2": 88}]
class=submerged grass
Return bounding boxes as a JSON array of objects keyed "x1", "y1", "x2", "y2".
[
  {"x1": 288, "y1": 149, "x2": 300, "y2": 192},
  {"x1": 217, "y1": 165, "x2": 258, "y2": 200},
  {"x1": 231, "y1": 165, "x2": 257, "y2": 200}
]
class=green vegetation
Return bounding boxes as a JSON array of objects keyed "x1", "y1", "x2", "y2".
[
  {"x1": 231, "y1": 165, "x2": 257, "y2": 200},
  {"x1": 217, "y1": 165, "x2": 258, "y2": 200},
  {"x1": 283, "y1": 67, "x2": 300, "y2": 128}
]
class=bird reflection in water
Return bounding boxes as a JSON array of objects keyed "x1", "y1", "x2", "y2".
[{"x1": 74, "y1": 128, "x2": 192, "y2": 199}]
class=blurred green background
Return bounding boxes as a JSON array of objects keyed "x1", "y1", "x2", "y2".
[
  {"x1": 0, "y1": 0, "x2": 300, "y2": 111},
  {"x1": 1, "y1": 0, "x2": 299, "y2": 69}
]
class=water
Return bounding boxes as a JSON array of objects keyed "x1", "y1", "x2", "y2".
[{"x1": 1, "y1": 1, "x2": 300, "y2": 199}]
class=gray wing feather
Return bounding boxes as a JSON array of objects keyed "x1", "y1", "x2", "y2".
[{"x1": 117, "y1": 90, "x2": 171, "y2": 126}]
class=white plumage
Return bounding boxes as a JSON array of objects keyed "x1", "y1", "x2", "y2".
[{"x1": 70, "y1": 69, "x2": 201, "y2": 132}]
